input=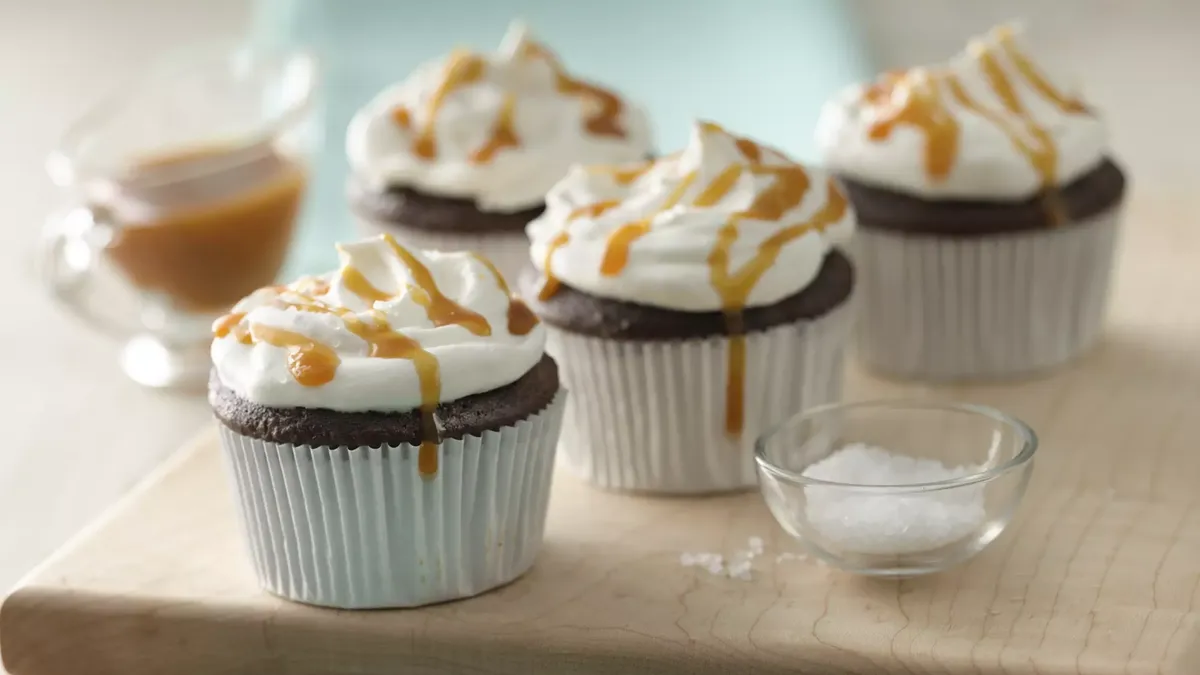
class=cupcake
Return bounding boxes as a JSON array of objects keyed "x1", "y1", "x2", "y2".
[
  {"x1": 523, "y1": 121, "x2": 855, "y2": 494},
  {"x1": 346, "y1": 23, "x2": 653, "y2": 283},
  {"x1": 209, "y1": 235, "x2": 564, "y2": 608},
  {"x1": 817, "y1": 25, "x2": 1127, "y2": 380}
]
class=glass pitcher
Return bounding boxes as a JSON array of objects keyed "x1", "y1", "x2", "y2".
[{"x1": 40, "y1": 44, "x2": 319, "y2": 390}]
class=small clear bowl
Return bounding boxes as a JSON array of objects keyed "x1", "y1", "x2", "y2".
[{"x1": 754, "y1": 400, "x2": 1037, "y2": 577}]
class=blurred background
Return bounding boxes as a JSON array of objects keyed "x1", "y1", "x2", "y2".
[{"x1": 0, "y1": 0, "x2": 1194, "y2": 594}]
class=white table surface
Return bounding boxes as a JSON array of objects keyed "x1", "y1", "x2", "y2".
[{"x1": 2, "y1": 0, "x2": 1198, "y2": 617}]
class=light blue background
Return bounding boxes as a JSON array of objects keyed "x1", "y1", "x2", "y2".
[{"x1": 252, "y1": 0, "x2": 872, "y2": 276}]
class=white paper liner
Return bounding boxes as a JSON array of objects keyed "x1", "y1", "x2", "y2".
[
  {"x1": 545, "y1": 303, "x2": 852, "y2": 494},
  {"x1": 216, "y1": 391, "x2": 565, "y2": 609},
  {"x1": 356, "y1": 215, "x2": 532, "y2": 287},
  {"x1": 853, "y1": 207, "x2": 1121, "y2": 381}
]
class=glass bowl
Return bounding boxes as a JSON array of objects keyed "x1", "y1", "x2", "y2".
[{"x1": 754, "y1": 400, "x2": 1037, "y2": 577}]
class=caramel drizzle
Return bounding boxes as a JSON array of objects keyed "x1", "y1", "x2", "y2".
[
  {"x1": 590, "y1": 159, "x2": 656, "y2": 186},
  {"x1": 470, "y1": 93, "x2": 520, "y2": 164},
  {"x1": 600, "y1": 170, "x2": 698, "y2": 277},
  {"x1": 471, "y1": 252, "x2": 540, "y2": 336},
  {"x1": 393, "y1": 34, "x2": 631, "y2": 166},
  {"x1": 516, "y1": 39, "x2": 626, "y2": 138},
  {"x1": 862, "y1": 27, "x2": 1089, "y2": 222},
  {"x1": 382, "y1": 234, "x2": 492, "y2": 336},
  {"x1": 536, "y1": 231, "x2": 570, "y2": 301},
  {"x1": 212, "y1": 237, "x2": 537, "y2": 477},
  {"x1": 538, "y1": 124, "x2": 842, "y2": 436},
  {"x1": 411, "y1": 50, "x2": 486, "y2": 160}
]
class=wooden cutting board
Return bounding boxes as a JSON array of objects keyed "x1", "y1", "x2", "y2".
[{"x1": 3, "y1": 193, "x2": 1199, "y2": 675}]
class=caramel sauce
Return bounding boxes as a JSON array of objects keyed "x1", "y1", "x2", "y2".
[
  {"x1": 569, "y1": 199, "x2": 621, "y2": 220},
  {"x1": 996, "y1": 27, "x2": 1086, "y2": 114},
  {"x1": 212, "y1": 312, "x2": 245, "y2": 339},
  {"x1": 413, "y1": 50, "x2": 486, "y2": 160},
  {"x1": 339, "y1": 311, "x2": 443, "y2": 477},
  {"x1": 862, "y1": 27, "x2": 1089, "y2": 224},
  {"x1": 382, "y1": 234, "x2": 491, "y2": 336},
  {"x1": 392, "y1": 106, "x2": 413, "y2": 130},
  {"x1": 103, "y1": 144, "x2": 306, "y2": 312},
  {"x1": 470, "y1": 93, "x2": 520, "y2": 164},
  {"x1": 398, "y1": 36, "x2": 630, "y2": 166},
  {"x1": 249, "y1": 323, "x2": 340, "y2": 387},
  {"x1": 600, "y1": 170, "x2": 698, "y2": 277},
  {"x1": 866, "y1": 73, "x2": 960, "y2": 180},
  {"x1": 537, "y1": 231, "x2": 570, "y2": 301},
  {"x1": 471, "y1": 252, "x2": 540, "y2": 337},
  {"x1": 340, "y1": 263, "x2": 394, "y2": 304},
  {"x1": 602, "y1": 160, "x2": 656, "y2": 186},
  {"x1": 517, "y1": 39, "x2": 626, "y2": 138}
]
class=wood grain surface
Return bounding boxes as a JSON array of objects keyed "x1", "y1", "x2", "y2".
[{"x1": 2, "y1": 191, "x2": 1198, "y2": 674}]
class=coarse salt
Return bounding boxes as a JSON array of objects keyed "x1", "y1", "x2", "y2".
[{"x1": 801, "y1": 443, "x2": 986, "y2": 555}]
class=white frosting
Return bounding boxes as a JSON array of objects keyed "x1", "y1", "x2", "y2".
[
  {"x1": 527, "y1": 121, "x2": 853, "y2": 312},
  {"x1": 346, "y1": 23, "x2": 653, "y2": 213},
  {"x1": 212, "y1": 237, "x2": 545, "y2": 412},
  {"x1": 816, "y1": 25, "x2": 1108, "y2": 199}
]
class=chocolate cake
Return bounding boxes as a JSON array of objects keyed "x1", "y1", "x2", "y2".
[
  {"x1": 210, "y1": 355, "x2": 560, "y2": 448},
  {"x1": 520, "y1": 249, "x2": 854, "y2": 341},
  {"x1": 840, "y1": 158, "x2": 1127, "y2": 236}
]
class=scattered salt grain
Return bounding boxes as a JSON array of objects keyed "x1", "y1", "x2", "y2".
[
  {"x1": 775, "y1": 551, "x2": 808, "y2": 563},
  {"x1": 748, "y1": 536, "x2": 765, "y2": 555},
  {"x1": 680, "y1": 552, "x2": 726, "y2": 576},
  {"x1": 801, "y1": 443, "x2": 986, "y2": 556}
]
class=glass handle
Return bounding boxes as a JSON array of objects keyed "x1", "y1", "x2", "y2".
[{"x1": 38, "y1": 205, "x2": 138, "y2": 338}]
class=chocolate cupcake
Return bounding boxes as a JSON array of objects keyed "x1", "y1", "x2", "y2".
[
  {"x1": 209, "y1": 235, "x2": 564, "y2": 608},
  {"x1": 817, "y1": 25, "x2": 1127, "y2": 380},
  {"x1": 522, "y1": 121, "x2": 855, "y2": 494},
  {"x1": 346, "y1": 23, "x2": 653, "y2": 283}
]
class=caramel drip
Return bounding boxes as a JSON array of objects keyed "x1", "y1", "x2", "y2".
[
  {"x1": 996, "y1": 28, "x2": 1086, "y2": 114},
  {"x1": 734, "y1": 138, "x2": 762, "y2": 163},
  {"x1": 693, "y1": 164, "x2": 744, "y2": 207},
  {"x1": 382, "y1": 234, "x2": 491, "y2": 336},
  {"x1": 708, "y1": 178, "x2": 847, "y2": 436},
  {"x1": 606, "y1": 161, "x2": 655, "y2": 186},
  {"x1": 470, "y1": 93, "x2": 520, "y2": 164},
  {"x1": 392, "y1": 106, "x2": 413, "y2": 130},
  {"x1": 537, "y1": 231, "x2": 570, "y2": 300},
  {"x1": 943, "y1": 73, "x2": 1065, "y2": 223},
  {"x1": 338, "y1": 311, "x2": 443, "y2": 476},
  {"x1": 340, "y1": 264, "x2": 393, "y2": 304},
  {"x1": 569, "y1": 199, "x2": 621, "y2": 220},
  {"x1": 471, "y1": 252, "x2": 540, "y2": 336},
  {"x1": 863, "y1": 27, "x2": 1089, "y2": 223},
  {"x1": 212, "y1": 312, "x2": 245, "y2": 339},
  {"x1": 413, "y1": 50, "x2": 486, "y2": 160},
  {"x1": 867, "y1": 74, "x2": 960, "y2": 180},
  {"x1": 600, "y1": 170, "x2": 698, "y2": 277},
  {"x1": 249, "y1": 323, "x2": 340, "y2": 387},
  {"x1": 518, "y1": 39, "x2": 625, "y2": 138}
]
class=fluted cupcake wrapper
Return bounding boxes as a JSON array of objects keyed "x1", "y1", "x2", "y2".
[
  {"x1": 853, "y1": 207, "x2": 1121, "y2": 381},
  {"x1": 355, "y1": 216, "x2": 532, "y2": 286},
  {"x1": 545, "y1": 304, "x2": 853, "y2": 495},
  {"x1": 215, "y1": 391, "x2": 565, "y2": 609}
]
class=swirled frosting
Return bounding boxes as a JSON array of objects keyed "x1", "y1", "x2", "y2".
[
  {"x1": 346, "y1": 23, "x2": 653, "y2": 213},
  {"x1": 816, "y1": 24, "x2": 1107, "y2": 200},
  {"x1": 527, "y1": 120, "x2": 853, "y2": 312},
  {"x1": 211, "y1": 236, "x2": 544, "y2": 416}
]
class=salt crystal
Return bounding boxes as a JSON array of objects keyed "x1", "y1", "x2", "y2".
[
  {"x1": 748, "y1": 536, "x2": 765, "y2": 555},
  {"x1": 801, "y1": 443, "x2": 986, "y2": 556}
]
